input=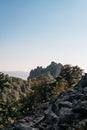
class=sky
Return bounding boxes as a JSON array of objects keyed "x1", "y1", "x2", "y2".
[{"x1": 0, "y1": 0, "x2": 87, "y2": 72}]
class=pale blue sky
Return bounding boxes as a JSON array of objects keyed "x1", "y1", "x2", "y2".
[{"x1": 0, "y1": 0, "x2": 87, "y2": 72}]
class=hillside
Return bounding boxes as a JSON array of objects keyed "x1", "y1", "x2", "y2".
[
  {"x1": 0, "y1": 75, "x2": 31, "y2": 102},
  {"x1": 2, "y1": 74, "x2": 87, "y2": 130},
  {"x1": 0, "y1": 62, "x2": 83, "y2": 129}
]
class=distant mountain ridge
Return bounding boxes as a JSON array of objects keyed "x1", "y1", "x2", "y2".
[
  {"x1": 27, "y1": 61, "x2": 63, "y2": 80},
  {"x1": 2, "y1": 71, "x2": 29, "y2": 80},
  {"x1": 1, "y1": 62, "x2": 62, "y2": 80}
]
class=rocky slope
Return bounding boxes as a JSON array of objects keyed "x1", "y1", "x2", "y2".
[
  {"x1": 2, "y1": 73, "x2": 87, "y2": 130},
  {"x1": 27, "y1": 62, "x2": 62, "y2": 80}
]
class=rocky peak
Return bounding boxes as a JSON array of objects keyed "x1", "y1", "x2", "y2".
[{"x1": 27, "y1": 62, "x2": 62, "y2": 80}]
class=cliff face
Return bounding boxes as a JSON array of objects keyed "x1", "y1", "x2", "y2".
[
  {"x1": 27, "y1": 62, "x2": 62, "y2": 80},
  {"x1": 3, "y1": 74, "x2": 87, "y2": 130}
]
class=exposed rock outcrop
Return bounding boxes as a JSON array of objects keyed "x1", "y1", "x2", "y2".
[
  {"x1": 2, "y1": 73, "x2": 87, "y2": 130},
  {"x1": 27, "y1": 62, "x2": 62, "y2": 80}
]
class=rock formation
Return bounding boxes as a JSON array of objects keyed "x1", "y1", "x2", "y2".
[
  {"x1": 27, "y1": 62, "x2": 62, "y2": 80},
  {"x1": 2, "y1": 73, "x2": 87, "y2": 130}
]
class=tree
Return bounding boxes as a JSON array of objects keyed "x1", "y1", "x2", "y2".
[
  {"x1": 53, "y1": 65, "x2": 83, "y2": 98},
  {"x1": 53, "y1": 78, "x2": 68, "y2": 97},
  {"x1": 0, "y1": 73, "x2": 19, "y2": 127},
  {"x1": 0, "y1": 72, "x2": 9, "y2": 91},
  {"x1": 31, "y1": 75, "x2": 55, "y2": 105},
  {"x1": 17, "y1": 75, "x2": 55, "y2": 115},
  {"x1": 57, "y1": 65, "x2": 83, "y2": 87}
]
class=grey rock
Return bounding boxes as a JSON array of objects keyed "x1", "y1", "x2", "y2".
[
  {"x1": 83, "y1": 86, "x2": 87, "y2": 92},
  {"x1": 72, "y1": 101, "x2": 87, "y2": 117},
  {"x1": 13, "y1": 123, "x2": 38, "y2": 130},
  {"x1": 34, "y1": 116, "x2": 45, "y2": 125},
  {"x1": 59, "y1": 108, "x2": 74, "y2": 124},
  {"x1": 58, "y1": 101, "x2": 73, "y2": 108},
  {"x1": 27, "y1": 62, "x2": 62, "y2": 79}
]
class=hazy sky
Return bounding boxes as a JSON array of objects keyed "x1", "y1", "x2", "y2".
[{"x1": 0, "y1": 0, "x2": 87, "y2": 72}]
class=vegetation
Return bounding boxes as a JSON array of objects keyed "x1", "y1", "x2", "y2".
[
  {"x1": 0, "y1": 73, "x2": 14, "y2": 127},
  {"x1": 54, "y1": 65, "x2": 83, "y2": 96},
  {"x1": 0, "y1": 73, "x2": 31, "y2": 127},
  {"x1": 0, "y1": 65, "x2": 83, "y2": 128},
  {"x1": 58, "y1": 65, "x2": 83, "y2": 87},
  {"x1": 17, "y1": 65, "x2": 83, "y2": 115},
  {"x1": 0, "y1": 72, "x2": 9, "y2": 91}
]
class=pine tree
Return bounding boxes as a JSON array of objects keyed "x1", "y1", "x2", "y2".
[{"x1": 0, "y1": 72, "x2": 9, "y2": 91}]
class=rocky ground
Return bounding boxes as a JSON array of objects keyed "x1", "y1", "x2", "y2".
[{"x1": 2, "y1": 74, "x2": 87, "y2": 130}]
